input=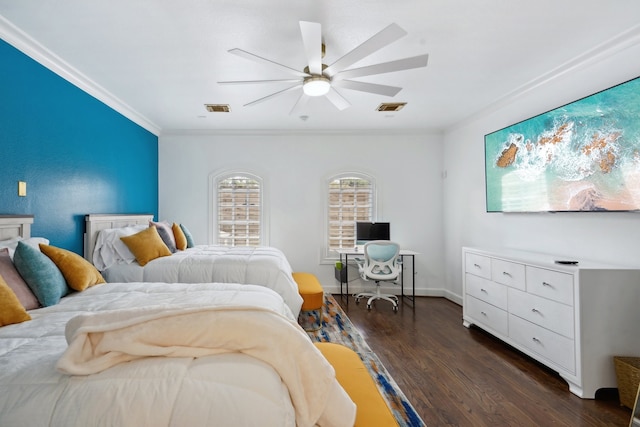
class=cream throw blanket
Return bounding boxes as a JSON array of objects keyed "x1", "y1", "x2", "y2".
[{"x1": 57, "y1": 304, "x2": 356, "y2": 427}]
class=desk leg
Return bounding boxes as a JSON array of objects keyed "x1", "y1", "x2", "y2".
[
  {"x1": 338, "y1": 253, "x2": 350, "y2": 304},
  {"x1": 401, "y1": 255, "x2": 416, "y2": 305},
  {"x1": 339, "y1": 253, "x2": 344, "y2": 296},
  {"x1": 400, "y1": 255, "x2": 405, "y2": 299},
  {"x1": 345, "y1": 254, "x2": 349, "y2": 299},
  {"x1": 411, "y1": 255, "x2": 415, "y2": 302}
]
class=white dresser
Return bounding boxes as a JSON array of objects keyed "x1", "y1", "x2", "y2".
[{"x1": 462, "y1": 246, "x2": 640, "y2": 398}]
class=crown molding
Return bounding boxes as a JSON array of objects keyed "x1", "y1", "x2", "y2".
[
  {"x1": 160, "y1": 127, "x2": 443, "y2": 137},
  {"x1": 0, "y1": 15, "x2": 162, "y2": 136},
  {"x1": 449, "y1": 23, "x2": 640, "y2": 132}
]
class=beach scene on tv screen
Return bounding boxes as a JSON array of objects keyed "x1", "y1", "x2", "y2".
[{"x1": 485, "y1": 76, "x2": 640, "y2": 212}]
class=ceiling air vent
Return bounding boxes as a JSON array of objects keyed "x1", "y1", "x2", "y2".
[
  {"x1": 205, "y1": 104, "x2": 231, "y2": 113},
  {"x1": 376, "y1": 102, "x2": 406, "y2": 112}
]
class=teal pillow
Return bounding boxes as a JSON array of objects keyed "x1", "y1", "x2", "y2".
[
  {"x1": 13, "y1": 241, "x2": 70, "y2": 307},
  {"x1": 180, "y1": 224, "x2": 195, "y2": 248}
]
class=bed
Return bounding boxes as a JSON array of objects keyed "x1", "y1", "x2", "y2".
[
  {"x1": 0, "y1": 214, "x2": 33, "y2": 241},
  {"x1": 0, "y1": 215, "x2": 356, "y2": 426},
  {"x1": 84, "y1": 214, "x2": 303, "y2": 316}
]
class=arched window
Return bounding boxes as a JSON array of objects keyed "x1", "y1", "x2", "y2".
[
  {"x1": 327, "y1": 173, "x2": 375, "y2": 252},
  {"x1": 214, "y1": 173, "x2": 263, "y2": 246}
]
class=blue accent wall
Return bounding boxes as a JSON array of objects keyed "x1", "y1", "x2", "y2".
[{"x1": 0, "y1": 39, "x2": 158, "y2": 255}]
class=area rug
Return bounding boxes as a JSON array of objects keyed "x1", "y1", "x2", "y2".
[{"x1": 306, "y1": 294, "x2": 426, "y2": 427}]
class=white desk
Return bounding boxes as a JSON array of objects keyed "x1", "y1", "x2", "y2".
[{"x1": 335, "y1": 248, "x2": 419, "y2": 302}]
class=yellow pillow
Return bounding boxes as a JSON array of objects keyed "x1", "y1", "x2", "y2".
[
  {"x1": 120, "y1": 226, "x2": 172, "y2": 266},
  {"x1": 0, "y1": 274, "x2": 31, "y2": 326},
  {"x1": 39, "y1": 244, "x2": 106, "y2": 292},
  {"x1": 172, "y1": 222, "x2": 188, "y2": 251}
]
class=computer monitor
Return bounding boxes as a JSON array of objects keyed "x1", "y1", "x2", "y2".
[{"x1": 356, "y1": 221, "x2": 390, "y2": 244}]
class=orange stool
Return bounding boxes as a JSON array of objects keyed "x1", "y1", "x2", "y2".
[{"x1": 292, "y1": 272, "x2": 324, "y2": 331}]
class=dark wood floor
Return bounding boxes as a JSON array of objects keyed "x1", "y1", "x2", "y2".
[{"x1": 335, "y1": 295, "x2": 631, "y2": 427}]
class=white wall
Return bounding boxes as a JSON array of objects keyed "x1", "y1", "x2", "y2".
[
  {"x1": 159, "y1": 132, "x2": 445, "y2": 295},
  {"x1": 442, "y1": 41, "x2": 640, "y2": 302}
]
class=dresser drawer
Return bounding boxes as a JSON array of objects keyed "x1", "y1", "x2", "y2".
[
  {"x1": 508, "y1": 288, "x2": 574, "y2": 339},
  {"x1": 526, "y1": 266, "x2": 574, "y2": 306},
  {"x1": 491, "y1": 259, "x2": 525, "y2": 290},
  {"x1": 465, "y1": 295, "x2": 508, "y2": 337},
  {"x1": 465, "y1": 273, "x2": 507, "y2": 310},
  {"x1": 465, "y1": 252, "x2": 491, "y2": 279},
  {"x1": 509, "y1": 314, "x2": 575, "y2": 373}
]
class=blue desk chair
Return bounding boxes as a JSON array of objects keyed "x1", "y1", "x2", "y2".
[{"x1": 355, "y1": 241, "x2": 401, "y2": 312}]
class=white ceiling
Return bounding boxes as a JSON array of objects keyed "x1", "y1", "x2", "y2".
[{"x1": 1, "y1": 0, "x2": 640, "y2": 135}]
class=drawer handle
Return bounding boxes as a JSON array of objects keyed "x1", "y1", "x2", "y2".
[
  {"x1": 480, "y1": 311, "x2": 487, "y2": 316},
  {"x1": 480, "y1": 288, "x2": 488, "y2": 293},
  {"x1": 532, "y1": 337, "x2": 541, "y2": 343},
  {"x1": 502, "y1": 271, "x2": 512, "y2": 277},
  {"x1": 474, "y1": 263, "x2": 481, "y2": 268},
  {"x1": 531, "y1": 308, "x2": 539, "y2": 313},
  {"x1": 542, "y1": 281, "x2": 553, "y2": 287}
]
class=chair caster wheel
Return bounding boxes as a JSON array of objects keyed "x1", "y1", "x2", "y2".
[
  {"x1": 355, "y1": 299, "x2": 360, "y2": 304},
  {"x1": 367, "y1": 304, "x2": 372, "y2": 310},
  {"x1": 393, "y1": 306, "x2": 398, "y2": 312}
]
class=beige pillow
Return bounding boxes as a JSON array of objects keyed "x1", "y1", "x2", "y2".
[
  {"x1": 172, "y1": 223, "x2": 188, "y2": 251},
  {"x1": 120, "y1": 226, "x2": 172, "y2": 266},
  {"x1": 0, "y1": 274, "x2": 31, "y2": 326},
  {"x1": 39, "y1": 244, "x2": 106, "y2": 292}
]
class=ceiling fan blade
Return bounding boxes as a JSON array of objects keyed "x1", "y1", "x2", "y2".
[
  {"x1": 324, "y1": 88, "x2": 351, "y2": 111},
  {"x1": 299, "y1": 21, "x2": 323, "y2": 75},
  {"x1": 332, "y1": 54, "x2": 429, "y2": 81},
  {"x1": 332, "y1": 80, "x2": 402, "y2": 97},
  {"x1": 324, "y1": 23, "x2": 407, "y2": 76},
  {"x1": 228, "y1": 48, "x2": 309, "y2": 77},
  {"x1": 289, "y1": 93, "x2": 310, "y2": 115},
  {"x1": 243, "y1": 84, "x2": 302, "y2": 107},
  {"x1": 218, "y1": 79, "x2": 302, "y2": 85}
]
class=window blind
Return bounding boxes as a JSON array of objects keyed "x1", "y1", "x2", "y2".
[
  {"x1": 217, "y1": 176, "x2": 261, "y2": 246},
  {"x1": 328, "y1": 177, "x2": 372, "y2": 250}
]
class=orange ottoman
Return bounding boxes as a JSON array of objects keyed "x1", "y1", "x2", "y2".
[
  {"x1": 315, "y1": 342, "x2": 398, "y2": 427},
  {"x1": 293, "y1": 272, "x2": 324, "y2": 331}
]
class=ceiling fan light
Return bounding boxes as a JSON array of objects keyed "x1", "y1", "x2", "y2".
[{"x1": 303, "y1": 76, "x2": 331, "y2": 96}]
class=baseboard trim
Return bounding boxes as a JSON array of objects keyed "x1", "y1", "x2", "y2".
[{"x1": 323, "y1": 284, "x2": 462, "y2": 306}]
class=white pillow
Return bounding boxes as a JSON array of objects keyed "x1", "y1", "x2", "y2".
[
  {"x1": 93, "y1": 225, "x2": 148, "y2": 270},
  {"x1": 0, "y1": 237, "x2": 22, "y2": 259},
  {"x1": 0, "y1": 236, "x2": 49, "y2": 260}
]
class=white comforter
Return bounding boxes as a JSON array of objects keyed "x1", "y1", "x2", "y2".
[
  {"x1": 0, "y1": 283, "x2": 353, "y2": 427},
  {"x1": 101, "y1": 245, "x2": 304, "y2": 317}
]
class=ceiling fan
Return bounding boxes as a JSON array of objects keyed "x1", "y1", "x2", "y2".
[{"x1": 218, "y1": 21, "x2": 429, "y2": 113}]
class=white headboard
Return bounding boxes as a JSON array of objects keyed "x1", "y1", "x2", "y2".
[
  {"x1": 0, "y1": 215, "x2": 34, "y2": 240},
  {"x1": 84, "y1": 214, "x2": 154, "y2": 262}
]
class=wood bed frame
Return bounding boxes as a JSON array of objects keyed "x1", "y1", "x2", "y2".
[
  {"x1": 0, "y1": 215, "x2": 33, "y2": 240},
  {"x1": 84, "y1": 214, "x2": 154, "y2": 262}
]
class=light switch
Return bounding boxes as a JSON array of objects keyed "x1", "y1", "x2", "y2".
[{"x1": 18, "y1": 181, "x2": 26, "y2": 197}]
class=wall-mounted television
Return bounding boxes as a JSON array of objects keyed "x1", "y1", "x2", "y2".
[
  {"x1": 356, "y1": 221, "x2": 390, "y2": 243},
  {"x1": 485, "y1": 75, "x2": 640, "y2": 213}
]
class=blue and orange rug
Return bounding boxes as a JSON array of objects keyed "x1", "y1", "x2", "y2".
[{"x1": 306, "y1": 294, "x2": 426, "y2": 427}]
